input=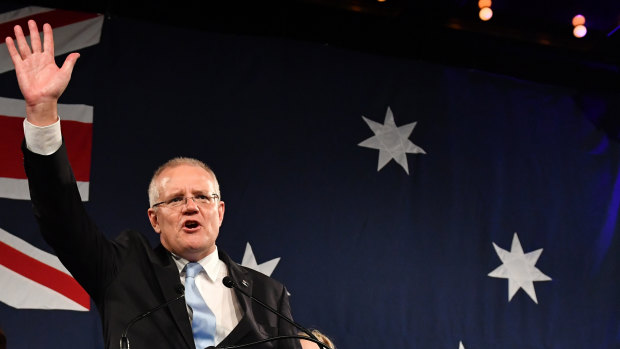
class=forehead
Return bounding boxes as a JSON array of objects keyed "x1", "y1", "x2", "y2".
[{"x1": 157, "y1": 164, "x2": 216, "y2": 192}]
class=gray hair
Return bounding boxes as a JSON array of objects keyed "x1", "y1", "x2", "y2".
[{"x1": 148, "y1": 157, "x2": 220, "y2": 207}]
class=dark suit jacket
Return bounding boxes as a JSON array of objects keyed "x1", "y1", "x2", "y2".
[{"x1": 23, "y1": 142, "x2": 300, "y2": 349}]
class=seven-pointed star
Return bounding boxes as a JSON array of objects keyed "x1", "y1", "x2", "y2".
[
  {"x1": 358, "y1": 106, "x2": 426, "y2": 174},
  {"x1": 240, "y1": 242, "x2": 281, "y2": 277},
  {"x1": 488, "y1": 233, "x2": 552, "y2": 304}
]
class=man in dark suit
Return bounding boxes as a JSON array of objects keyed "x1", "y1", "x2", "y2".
[{"x1": 7, "y1": 20, "x2": 300, "y2": 349}]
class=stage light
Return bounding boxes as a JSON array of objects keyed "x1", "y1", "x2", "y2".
[
  {"x1": 479, "y1": 7, "x2": 493, "y2": 21},
  {"x1": 573, "y1": 24, "x2": 587, "y2": 38},
  {"x1": 478, "y1": 0, "x2": 491, "y2": 8},
  {"x1": 572, "y1": 14, "x2": 585, "y2": 26},
  {"x1": 571, "y1": 14, "x2": 587, "y2": 38}
]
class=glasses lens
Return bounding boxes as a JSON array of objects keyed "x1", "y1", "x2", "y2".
[
  {"x1": 163, "y1": 195, "x2": 218, "y2": 208},
  {"x1": 168, "y1": 198, "x2": 184, "y2": 207},
  {"x1": 194, "y1": 197, "x2": 209, "y2": 204}
]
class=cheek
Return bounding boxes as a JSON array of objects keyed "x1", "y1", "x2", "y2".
[
  {"x1": 160, "y1": 214, "x2": 179, "y2": 229},
  {"x1": 207, "y1": 212, "x2": 222, "y2": 227}
]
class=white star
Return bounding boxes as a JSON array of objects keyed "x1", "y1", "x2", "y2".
[
  {"x1": 459, "y1": 341, "x2": 466, "y2": 349},
  {"x1": 358, "y1": 106, "x2": 426, "y2": 174},
  {"x1": 488, "y1": 233, "x2": 552, "y2": 304},
  {"x1": 240, "y1": 242, "x2": 281, "y2": 277}
]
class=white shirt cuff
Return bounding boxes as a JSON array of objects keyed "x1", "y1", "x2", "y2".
[{"x1": 23, "y1": 118, "x2": 62, "y2": 155}]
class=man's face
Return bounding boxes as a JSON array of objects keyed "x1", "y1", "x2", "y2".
[{"x1": 147, "y1": 164, "x2": 224, "y2": 261}]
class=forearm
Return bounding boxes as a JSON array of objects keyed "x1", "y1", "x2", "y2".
[
  {"x1": 22, "y1": 142, "x2": 112, "y2": 299},
  {"x1": 23, "y1": 141, "x2": 90, "y2": 249}
]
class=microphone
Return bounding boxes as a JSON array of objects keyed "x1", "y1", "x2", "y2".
[
  {"x1": 119, "y1": 285, "x2": 186, "y2": 349},
  {"x1": 206, "y1": 335, "x2": 331, "y2": 349},
  {"x1": 221, "y1": 276, "x2": 329, "y2": 349}
]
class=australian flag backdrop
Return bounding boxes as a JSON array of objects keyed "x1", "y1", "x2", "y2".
[{"x1": 1, "y1": 3, "x2": 620, "y2": 349}]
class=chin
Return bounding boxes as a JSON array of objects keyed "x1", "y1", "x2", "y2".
[{"x1": 185, "y1": 241, "x2": 214, "y2": 255}]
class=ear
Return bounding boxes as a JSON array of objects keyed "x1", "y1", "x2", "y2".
[
  {"x1": 147, "y1": 208, "x2": 162, "y2": 234},
  {"x1": 217, "y1": 200, "x2": 225, "y2": 226}
]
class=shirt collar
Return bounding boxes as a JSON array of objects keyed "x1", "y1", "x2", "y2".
[{"x1": 172, "y1": 246, "x2": 221, "y2": 282}]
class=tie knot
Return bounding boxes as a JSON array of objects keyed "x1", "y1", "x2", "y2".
[{"x1": 185, "y1": 262, "x2": 203, "y2": 278}]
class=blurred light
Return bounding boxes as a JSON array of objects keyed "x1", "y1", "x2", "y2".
[
  {"x1": 377, "y1": 0, "x2": 387, "y2": 2},
  {"x1": 573, "y1": 24, "x2": 587, "y2": 38},
  {"x1": 537, "y1": 36, "x2": 551, "y2": 45},
  {"x1": 572, "y1": 14, "x2": 586, "y2": 26},
  {"x1": 478, "y1": 0, "x2": 491, "y2": 8},
  {"x1": 479, "y1": 7, "x2": 493, "y2": 21}
]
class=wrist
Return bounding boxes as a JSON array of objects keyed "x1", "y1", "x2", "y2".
[{"x1": 25, "y1": 100, "x2": 59, "y2": 126}]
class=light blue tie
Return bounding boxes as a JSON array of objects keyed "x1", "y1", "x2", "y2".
[{"x1": 185, "y1": 262, "x2": 216, "y2": 349}]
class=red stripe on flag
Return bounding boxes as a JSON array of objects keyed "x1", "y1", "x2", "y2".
[
  {"x1": 0, "y1": 241, "x2": 90, "y2": 310},
  {"x1": 63, "y1": 120, "x2": 93, "y2": 181},
  {"x1": 0, "y1": 115, "x2": 24, "y2": 179},
  {"x1": 0, "y1": 115, "x2": 92, "y2": 181},
  {"x1": 0, "y1": 9, "x2": 100, "y2": 42}
]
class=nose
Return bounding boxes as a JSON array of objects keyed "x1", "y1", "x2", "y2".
[{"x1": 182, "y1": 197, "x2": 200, "y2": 212}]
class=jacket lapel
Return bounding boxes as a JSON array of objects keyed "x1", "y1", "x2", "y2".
[
  {"x1": 217, "y1": 250, "x2": 265, "y2": 347},
  {"x1": 152, "y1": 244, "x2": 195, "y2": 349}
]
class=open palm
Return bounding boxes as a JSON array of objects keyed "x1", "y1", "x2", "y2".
[{"x1": 5, "y1": 20, "x2": 79, "y2": 123}]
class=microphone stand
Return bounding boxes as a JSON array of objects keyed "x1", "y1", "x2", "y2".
[
  {"x1": 207, "y1": 335, "x2": 332, "y2": 349},
  {"x1": 119, "y1": 290, "x2": 185, "y2": 349},
  {"x1": 222, "y1": 276, "x2": 329, "y2": 349}
]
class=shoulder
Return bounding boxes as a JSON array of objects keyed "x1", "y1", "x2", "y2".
[
  {"x1": 113, "y1": 230, "x2": 167, "y2": 261},
  {"x1": 243, "y1": 265, "x2": 284, "y2": 287},
  {"x1": 109, "y1": 230, "x2": 175, "y2": 271},
  {"x1": 219, "y1": 249, "x2": 286, "y2": 289},
  {"x1": 114, "y1": 229, "x2": 153, "y2": 247}
]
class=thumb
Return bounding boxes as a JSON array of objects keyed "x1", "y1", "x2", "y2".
[{"x1": 60, "y1": 52, "x2": 80, "y2": 75}]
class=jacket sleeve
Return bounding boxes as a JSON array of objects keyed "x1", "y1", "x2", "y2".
[{"x1": 22, "y1": 140, "x2": 118, "y2": 303}]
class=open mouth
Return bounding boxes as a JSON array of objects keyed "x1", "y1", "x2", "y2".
[{"x1": 184, "y1": 220, "x2": 200, "y2": 229}]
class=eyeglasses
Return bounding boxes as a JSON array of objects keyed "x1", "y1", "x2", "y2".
[{"x1": 152, "y1": 194, "x2": 220, "y2": 208}]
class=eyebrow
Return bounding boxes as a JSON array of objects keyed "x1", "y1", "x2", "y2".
[{"x1": 165, "y1": 189, "x2": 211, "y2": 198}]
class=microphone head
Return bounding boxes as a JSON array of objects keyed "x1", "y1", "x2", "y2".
[{"x1": 222, "y1": 276, "x2": 235, "y2": 288}]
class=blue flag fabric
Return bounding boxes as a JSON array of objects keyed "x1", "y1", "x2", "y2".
[{"x1": 1, "y1": 5, "x2": 620, "y2": 349}]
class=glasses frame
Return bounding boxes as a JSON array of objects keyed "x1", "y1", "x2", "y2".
[{"x1": 151, "y1": 193, "x2": 220, "y2": 208}]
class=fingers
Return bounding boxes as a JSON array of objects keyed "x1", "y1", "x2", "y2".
[
  {"x1": 28, "y1": 20, "x2": 42, "y2": 53},
  {"x1": 13, "y1": 24, "x2": 31, "y2": 59},
  {"x1": 42, "y1": 23, "x2": 54, "y2": 57},
  {"x1": 5, "y1": 37, "x2": 22, "y2": 66},
  {"x1": 7, "y1": 21, "x2": 52, "y2": 59}
]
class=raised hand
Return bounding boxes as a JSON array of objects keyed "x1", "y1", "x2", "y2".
[{"x1": 5, "y1": 20, "x2": 80, "y2": 126}]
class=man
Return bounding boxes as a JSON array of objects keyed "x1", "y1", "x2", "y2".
[{"x1": 6, "y1": 20, "x2": 300, "y2": 349}]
